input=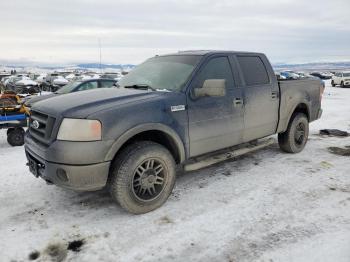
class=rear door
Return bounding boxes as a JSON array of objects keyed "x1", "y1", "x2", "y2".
[
  {"x1": 187, "y1": 55, "x2": 244, "y2": 157},
  {"x1": 235, "y1": 54, "x2": 279, "y2": 142}
]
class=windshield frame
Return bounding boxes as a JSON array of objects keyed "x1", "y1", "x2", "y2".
[{"x1": 118, "y1": 55, "x2": 203, "y2": 93}]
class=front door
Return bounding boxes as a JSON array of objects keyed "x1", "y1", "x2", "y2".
[{"x1": 187, "y1": 56, "x2": 244, "y2": 157}]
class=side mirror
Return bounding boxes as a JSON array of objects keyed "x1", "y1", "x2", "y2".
[{"x1": 194, "y1": 79, "x2": 226, "y2": 98}]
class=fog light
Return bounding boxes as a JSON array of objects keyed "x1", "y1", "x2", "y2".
[{"x1": 56, "y1": 168, "x2": 68, "y2": 182}]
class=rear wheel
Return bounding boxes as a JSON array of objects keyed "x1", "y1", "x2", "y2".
[
  {"x1": 7, "y1": 127, "x2": 25, "y2": 146},
  {"x1": 278, "y1": 113, "x2": 309, "y2": 153},
  {"x1": 331, "y1": 80, "x2": 335, "y2": 87},
  {"x1": 109, "y1": 141, "x2": 176, "y2": 214}
]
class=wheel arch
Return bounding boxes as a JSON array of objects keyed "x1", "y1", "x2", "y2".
[
  {"x1": 278, "y1": 102, "x2": 310, "y2": 133},
  {"x1": 291, "y1": 103, "x2": 310, "y2": 121},
  {"x1": 105, "y1": 123, "x2": 186, "y2": 164}
]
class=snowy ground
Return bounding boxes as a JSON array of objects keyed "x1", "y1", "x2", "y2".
[{"x1": 0, "y1": 80, "x2": 349, "y2": 262}]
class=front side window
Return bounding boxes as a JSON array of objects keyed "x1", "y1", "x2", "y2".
[
  {"x1": 343, "y1": 73, "x2": 350, "y2": 77},
  {"x1": 193, "y1": 56, "x2": 234, "y2": 89},
  {"x1": 237, "y1": 56, "x2": 270, "y2": 86},
  {"x1": 56, "y1": 81, "x2": 82, "y2": 94},
  {"x1": 76, "y1": 81, "x2": 98, "y2": 91},
  {"x1": 118, "y1": 55, "x2": 201, "y2": 92}
]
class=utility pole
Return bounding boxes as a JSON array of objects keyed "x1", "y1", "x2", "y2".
[{"x1": 98, "y1": 38, "x2": 102, "y2": 73}]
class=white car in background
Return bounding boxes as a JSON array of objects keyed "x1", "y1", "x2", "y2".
[
  {"x1": 331, "y1": 71, "x2": 350, "y2": 87},
  {"x1": 53, "y1": 75, "x2": 69, "y2": 86}
]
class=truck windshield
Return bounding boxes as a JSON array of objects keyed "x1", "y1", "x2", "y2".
[
  {"x1": 56, "y1": 81, "x2": 82, "y2": 94},
  {"x1": 118, "y1": 55, "x2": 201, "y2": 92}
]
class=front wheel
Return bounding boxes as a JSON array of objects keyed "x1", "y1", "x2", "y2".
[
  {"x1": 278, "y1": 113, "x2": 309, "y2": 153},
  {"x1": 341, "y1": 81, "x2": 345, "y2": 88},
  {"x1": 7, "y1": 127, "x2": 25, "y2": 146},
  {"x1": 109, "y1": 141, "x2": 176, "y2": 214},
  {"x1": 331, "y1": 80, "x2": 335, "y2": 87}
]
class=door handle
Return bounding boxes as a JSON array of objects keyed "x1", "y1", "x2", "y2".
[
  {"x1": 271, "y1": 91, "x2": 278, "y2": 99},
  {"x1": 233, "y1": 97, "x2": 243, "y2": 106}
]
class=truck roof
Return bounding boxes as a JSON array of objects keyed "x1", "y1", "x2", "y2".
[{"x1": 159, "y1": 50, "x2": 265, "y2": 56}]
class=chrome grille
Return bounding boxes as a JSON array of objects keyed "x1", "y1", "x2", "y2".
[{"x1": 29, "y1": 110, "x2": 56, "y2": 146}]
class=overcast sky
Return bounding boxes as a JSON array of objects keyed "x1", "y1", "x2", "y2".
[{"x1": 1, "y1": 0, "x2": 350, "y2": 65}]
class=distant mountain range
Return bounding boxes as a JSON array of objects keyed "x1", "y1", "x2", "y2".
[
  {"x1": 0, "y1": 61, "x2": 135, "y2": 71},
  {"x1": 273, "y1": 61, "x2": 350, "y2": 71},
  {"x1": 1, "y1": 61, "x2": 350, "y2": 72},
  {"x1": 75, "y1": 63, "x2": 135, "y2": 70}
]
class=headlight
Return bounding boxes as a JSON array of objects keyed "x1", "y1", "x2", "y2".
[{"x1": 57, "y1": 118, "x2": 102, "y2": 141}]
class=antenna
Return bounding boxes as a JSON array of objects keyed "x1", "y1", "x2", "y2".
[{"x1": 98, "y1": 38, "x2": 102, "y2": 73}]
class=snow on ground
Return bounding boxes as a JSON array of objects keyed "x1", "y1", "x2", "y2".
[{"x1": 0, "y1": 80, "x2": 349, "y2": 262}]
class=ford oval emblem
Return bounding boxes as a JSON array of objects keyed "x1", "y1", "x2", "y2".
[{"x1": 32, "y1": 120, "x2": 40, "y2": 129}]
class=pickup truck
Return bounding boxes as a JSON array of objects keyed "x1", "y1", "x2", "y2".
[{"x1": 24, "y1": 51, "x2": 324, "y2": 214}]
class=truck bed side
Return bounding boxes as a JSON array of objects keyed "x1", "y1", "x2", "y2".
[{"x1": 277, "y1": 79, "x2": 322, "y2": 133}]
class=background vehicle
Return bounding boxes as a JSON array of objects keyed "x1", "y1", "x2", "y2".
[
  {"x1": 25, "y1": 51, "x2": 323, "y2": 214},
  {"x1": 310, "y1": 72, "x2": 332, "y2": 80},
  {"x1": 101, "y1": 73, "x2": 122, "y2": 81},
  {"x1": 24, "y1": 78, "x2": 118, "y2": 107},
  {"x1": 331, "y1": 71, "x2": 350, "y2": 87},
  {"x1": 278, "y1": 71, "x2": 300, "y2": 80},
  {"x1": 5, "y1": 76, "x2": 39, "y2": 94},
  {"x1": 0, "y1": 93, "x2": 29, "y2": 146},
  {"x1": 52, "y1": 75, "x2": 69, "y2": 86}
]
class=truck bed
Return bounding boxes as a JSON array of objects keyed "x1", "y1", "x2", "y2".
[{"x1": 277, "y1": 78, "x2": 322, "y2": 133}]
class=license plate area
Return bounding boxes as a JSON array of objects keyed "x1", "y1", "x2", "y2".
[{"x1": 27, "y1": 155, "x2": 40, "y2": 177}]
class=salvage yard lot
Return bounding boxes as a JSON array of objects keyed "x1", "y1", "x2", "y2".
[{"x1": 0, "y1": 80, "x2": 349, "y2": 262}]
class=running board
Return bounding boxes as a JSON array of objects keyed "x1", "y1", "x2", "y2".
[{"x1": 184, "y1": 138, "x2": 275, "y2": 172}]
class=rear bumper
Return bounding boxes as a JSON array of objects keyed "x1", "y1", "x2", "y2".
[{"x1": 25, "y1": 146, "x2": 110, "y2": 191}]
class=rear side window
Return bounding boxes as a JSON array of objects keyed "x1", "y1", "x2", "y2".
[
  {"x1": 100, "y1": 80, "x2": 115, "y2": 88},
  {"x1": 237, "y1": 56, "x2": 269, "y2": 86}
]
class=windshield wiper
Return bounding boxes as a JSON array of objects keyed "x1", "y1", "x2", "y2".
[{"x1": 124, "y1": 84, "x2": 156, "y2": 91}]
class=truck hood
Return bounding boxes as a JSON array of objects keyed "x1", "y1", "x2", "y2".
[
  {"x1": 25, "y1": 93, "x2": 57, "y2": 107},
  {"x1": 32, "y1": 88, "x2": 162, "y2": 118}
]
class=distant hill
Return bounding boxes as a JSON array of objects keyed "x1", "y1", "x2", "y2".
[
  {"x1": 273, "y1": 61, "x2": 350, "y2": 71},
  {"x1": 1, "y1": 59, "x2": 350, "y2": 72},
  {"x1": 76, "y1": 63, "x2": 135, "y2": 70}
]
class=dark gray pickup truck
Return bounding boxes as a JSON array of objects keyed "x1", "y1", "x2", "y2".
[{"x1": 25, "y1": 51, "x2": 324, "y2": 214}]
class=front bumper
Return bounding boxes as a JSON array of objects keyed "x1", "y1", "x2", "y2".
[{"x1": 25, "y1": 147, "x2": 110, "y2": 191}]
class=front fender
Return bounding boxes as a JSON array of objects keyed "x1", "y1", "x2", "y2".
[{"x1": 104, "y1": 123, "x2": 186, "y2": 163}]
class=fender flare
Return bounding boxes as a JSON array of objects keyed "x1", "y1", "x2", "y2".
[
  {"x1": 104, "y1": 123, "x2": 186, "y2": 163},
  {"x1": 278, "y1": 95, "x2": 311, "y2": 133}
]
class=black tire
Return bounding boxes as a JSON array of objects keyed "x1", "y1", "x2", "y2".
[
  {"x1": 341, "y1": 81, "x2": 344, "y2": 88},
  {"x1": 7, "y1": 128, "x2": 15, "y2": 136},
  {"x1": 331, "y1": 80, "x2": 335, "y2": 87},
  {"x1": 109, "y1": 141, "x2": 176, "y2": 214},
  {"x1": 278, "y1": 113, "x2": 309, "y2": 153},
  {"x1": 7, "y1": 127, "x2": 25, "y2": 146}
]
